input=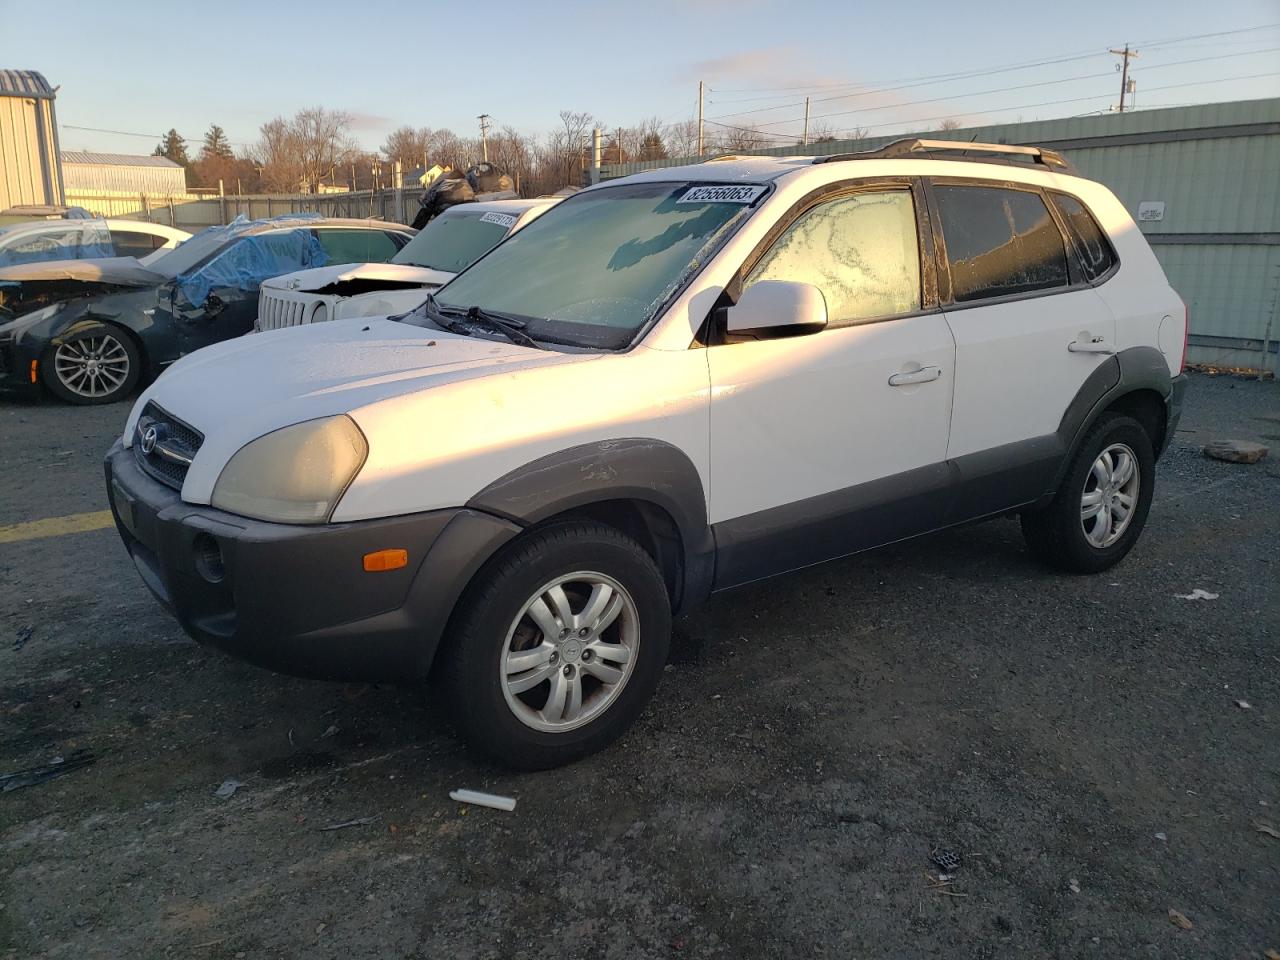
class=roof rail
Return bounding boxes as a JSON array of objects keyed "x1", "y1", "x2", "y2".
[{"x1": 814, "y1": 138, "x2": 1075, "y2": 173}]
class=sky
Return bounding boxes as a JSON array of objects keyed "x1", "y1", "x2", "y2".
[{"x1": 5, "y1": 0, "x2": 1279, "y2": 157}]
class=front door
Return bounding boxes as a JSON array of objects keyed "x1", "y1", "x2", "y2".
[{"x1": 707, "y1": 184, "x2": 956, "y2": 589}]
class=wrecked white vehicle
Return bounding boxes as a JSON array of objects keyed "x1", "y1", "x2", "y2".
[{"x1": 256, "y1": 198, "x2": 559, "y2": 331}]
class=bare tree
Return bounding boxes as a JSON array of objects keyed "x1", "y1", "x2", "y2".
[
  {"x1": 382, "y1": 126, "x2": 434, "y2": 172},
  {"x1": 253, "y1": 108, "x2": 356, "y2": 192},
  {"x1": 938, "y1": 118, "x2": 964, "y2": 131}
]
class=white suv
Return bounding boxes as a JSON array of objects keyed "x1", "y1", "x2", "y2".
[
  {"x1": 105, "y1": 140, "x2": 1187, "y2": 769},
  {"x1": 255, "y1": 198, "x2": 558, "y2": 331}
]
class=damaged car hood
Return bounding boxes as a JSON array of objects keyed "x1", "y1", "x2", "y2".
[
  {"x1": 262, "y1": 261, "x2": 455, "y2": 294},
  {"x1": 0, "y1": 256, "x2": 165, "y2": 286},
  {"x1": 125, "y1": 316, "x2": 590, "y2": 503}
]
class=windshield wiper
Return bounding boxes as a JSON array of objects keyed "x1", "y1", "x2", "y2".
[{"x1": 439, "y1": 304, "x2": 545, "y2": 350}]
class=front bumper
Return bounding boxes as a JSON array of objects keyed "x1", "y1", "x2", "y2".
[{"x1": 104, "y1": 441, "x2": 520, "y2": 682}]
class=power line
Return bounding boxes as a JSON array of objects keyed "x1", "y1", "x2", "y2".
[
  {"x1": 709, "y1": 45, "x2": 1280, "y2": 125},
  {"x1": 61, "y1": 123, "x2": 253, "y2": 148},
  {"x1": 701, "y1": 70, "x2": 1280, "y2": 144},
  {"x1": 704, "y1": 22, "x2": 1280, "y2": 110},
  {"x1": 712, "y1": 49, "x2": 1280, "y2": 132}
]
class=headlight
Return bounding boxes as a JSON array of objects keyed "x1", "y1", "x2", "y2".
[
  {"x1": 311, "y1": 303, "x2": 329, "y2": 324},
  {"x1": 211, "y1": 416, "x2": 367, "y2": 524}
]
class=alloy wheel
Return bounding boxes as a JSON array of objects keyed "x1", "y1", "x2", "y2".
[
  {"x1": 1080, "y1": 442, "x2": 1141, "y2": 548},
  {"x1": 53, "y1": 335, "x2": 131, "y2": 399},
  {"x1": 499, "y1": 571, "x2": 640, "y2": 733}
]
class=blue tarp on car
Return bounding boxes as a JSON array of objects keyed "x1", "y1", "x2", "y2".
[{"x1": 175, "y1": 220, "x2": 328, "y2": 307}]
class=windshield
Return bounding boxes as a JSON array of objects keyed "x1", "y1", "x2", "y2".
[
  {"x1": 435, "y1": 181, "x2": 761, "y2": 348},
  {"x1": 393, "y1": 209, "x2": 513, "y2": 272},
  {"x1": 146, "y1": 226, "x2": 240, "y2": 278}
]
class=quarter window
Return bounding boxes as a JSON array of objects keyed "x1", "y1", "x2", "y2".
[
  {"x1": 111, "y1": 229, "x2": 165, "y2": 259},
  {"x1": 934, "y1": 185, "x2": 1068, "y2": 302},
  {"x1": 746, "y1": 190, "x2": 921, "y2": 323},
  {"x1": 1050, "y1": 192, "x2": 1116, "y2": 282}
]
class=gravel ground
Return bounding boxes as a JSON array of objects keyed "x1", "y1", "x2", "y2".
[{"x1": 1, "y1": 371, "x2": 1278, "y2": 959}]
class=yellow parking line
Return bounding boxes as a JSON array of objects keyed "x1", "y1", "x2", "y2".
[{"x1": 0, "y1": 510, "x2": 116, "y2": 544}]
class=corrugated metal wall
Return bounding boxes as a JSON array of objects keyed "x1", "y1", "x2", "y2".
[
  {"x1": 61, "y1": 162, "x2": 187, "y2": 195},
  {"x1": 0, "y1": 94, "x2": 62, "y2": 208},
  {"x1": 600, "y1": 98, "x2": 1280, "y2": 369}
]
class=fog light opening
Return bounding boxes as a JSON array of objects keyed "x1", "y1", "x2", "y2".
[{"x1": 193, "y1": 533, "x2": 225, "y2": 584}]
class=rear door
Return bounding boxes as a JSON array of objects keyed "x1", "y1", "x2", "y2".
[
  {"x1": 929, "y1": 180, "x2": 1116, "y2": 513},
  {"x1": 707, "y1": 181, "x2": 956, "y2": 587}
]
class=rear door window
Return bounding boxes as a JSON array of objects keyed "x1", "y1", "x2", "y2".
[
  {"x1": 1049, "y1": 192, "x2": 1117, "y2": 282},
  {"x1": 315, "y1": 229, "x2": 400, "y2": 265},
  {"x1": 933, "y1": 185, "x2": 1069, "y2": 302}
]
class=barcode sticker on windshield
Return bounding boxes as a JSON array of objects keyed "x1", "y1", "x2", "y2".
[
  {"x1": 478, "y1": 211, "x2": 518, "y2": 228},
  {"x1": 677, "y1": 185, "x2": 767, "y2": 205}
]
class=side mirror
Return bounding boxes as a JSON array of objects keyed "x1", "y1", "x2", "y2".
[
  {"x1": 204, "y1": 293, "x2": 225, "y2": 317},
  {"x1": 727, "y1": 280, "x2": 827, "y2": 337}
]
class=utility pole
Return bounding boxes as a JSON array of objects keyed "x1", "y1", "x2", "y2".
[
  {"x1": 617, "y1": 127, "x2": 624, "y2": 165},
  {"x1": 802, "y1": 96, "x2": 810, "y2": 146},
  {"x1": 1109, "y1": 45, "x2": 1139, "y2": 112},
  {"x1": 477, "y1": 114, "x2": 491, "y2": 162},
  {"x1": 697, "y1": 80, "x2": 705, "y2": 157}
]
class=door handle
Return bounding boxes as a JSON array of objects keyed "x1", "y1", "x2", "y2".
[
  {"x1": 888, "y1": 365, "x2": 942, "y2": 386},
  {"x1": 1068, "y1": 335, "x2": 1114, "y2": 354}
]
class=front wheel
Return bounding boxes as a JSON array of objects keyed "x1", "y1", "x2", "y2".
[
  {"x1": 42, "y1": 323, "x2": 141, "y2": 404},
  {"x1": 1021, "y1": 412, "x2": 1156, "y2": 573},
  {"x1": 443, "y1": 521, "x2": 671, "y2": 769}
]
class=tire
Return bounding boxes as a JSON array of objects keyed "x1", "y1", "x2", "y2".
[
  {"x1": 1021, "y1": 412, "x2": 1156, "y2": 574},
  {"x1": 42, "y1": 322, "x2": 141, "y2": 405},
  {"x1": 442, "y1": 520, "x2": 671, "y2": 770}
]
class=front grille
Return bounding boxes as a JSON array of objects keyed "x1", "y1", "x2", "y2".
[
  {"x1": 257, "y1": 288, "x2": 315, "y2": 331},
  {"x1": 133, "y1": 402, "x2": 203, "y2": 490}
]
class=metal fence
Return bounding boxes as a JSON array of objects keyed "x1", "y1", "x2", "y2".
[{"x1": 64, "y1": 187, "x2": 423, "y2": 232}]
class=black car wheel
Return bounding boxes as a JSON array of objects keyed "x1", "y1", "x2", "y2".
[
  {"x1": 42, "y1": 323, "x2": 141, "y2": 405},
  {"x1": 443, "y1": 520, "x2": 672, "y2": 770},
  {"x1": 1021, "y1": 412, "x2": 1156, "y2": 573}
]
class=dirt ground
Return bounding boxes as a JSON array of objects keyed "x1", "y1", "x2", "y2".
[{"x1": 1, "y1": 371, "x2": 1278, "y2": 959}]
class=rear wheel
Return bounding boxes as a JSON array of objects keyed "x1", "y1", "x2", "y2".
[
  {"x1": 443, "y1": 521, "x2": 671, "y2": 769},
  {"x1": 42, "y1": 323, "x2": 140, "y2": 404},
  {"x1": 1021, "y1": 412, "x2": 1155, "y2": 573}
]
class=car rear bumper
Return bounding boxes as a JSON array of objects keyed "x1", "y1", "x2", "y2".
[{"x1": 104, "y1": 441, "x2": 520, "y2": 682}]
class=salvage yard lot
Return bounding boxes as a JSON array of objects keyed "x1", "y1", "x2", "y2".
[{"x1": 1, "y1": 372, "x2": 1277, "y2": 959}]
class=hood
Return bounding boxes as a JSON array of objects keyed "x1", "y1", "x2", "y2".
[
  {"x1": 127, "y1": 316, "x2": 589, "y2": 503},
  {"x1": 263, "y1": 261, "x2": 454, "y2": 292},
  {"x1": 0, "y1": 256, "x2": 164, "y2": 286}
]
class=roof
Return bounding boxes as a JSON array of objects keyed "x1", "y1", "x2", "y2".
[
  {"x1": 0, "y1": 69, "x2": 54, "y2": 99},
  {"x1": 60, "y1": 152, "x2": 182, "y2": 169},
  {"x1": 238, "y1": 216, "x2": 416, "y2": 235},
  {"x1": 594, "y1": 156, "x2": 814, "y2": 188}
]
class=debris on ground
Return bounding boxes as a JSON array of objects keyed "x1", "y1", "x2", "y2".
[
  {"x1": 1, "y1": 750, "x2": 96, "y2": 792},
  {"x1": 1168, "y1": 908, "x2": 1194, "y2": 930},
  {"x1": 318, "y1": 816, "x2": 379, "y2": 832},
  {"x1": 13, "y1": 625, "x2": 33, "y2": 651},
  {"x1": 1174, "y1": 589, "x2": 1220, "y2": 601},
  {"x1": 1155, "y1": 832, "x2": 1167, "y2": 841},
  {"x1": 1254, "y1": 820, "x2": 1280, "y2": 841},
  {"x1": 319, "y1": 724, "x2": 339, "y2": 739},
  {"x1": 214, "y1": 779, "x2": 243, "y2": 800},
  {"x1": 1236, "y1": 700, "x2": 1252, "y2": 710},
  {"x1": 1263, "y1": 949, "x2": 1280, "y2": 960},
  {"x1": 450, "y1": 789, "x2": 517, "y2": 812},
  {"x1": 924, "y1": 873, "x2": 967, "y2": 897},
  {"x1": 1068, "y1": 878, "x2": 1081, "y2": 893},
  {"x1": 930, "y1": 847, "x2": 961, "y2": 872},
  {"x1": 1202, "y1": 439, "x2": 1269, "y2": 464}
]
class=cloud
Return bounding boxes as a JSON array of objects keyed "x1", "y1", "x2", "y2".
[{"x1": 346, "y1": 111, "x2": 391, "y2": 131}]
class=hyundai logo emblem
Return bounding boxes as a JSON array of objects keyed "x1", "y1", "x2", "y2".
[{"x1": 140, "y1": 425, "x2": 159, "y2": 455}]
